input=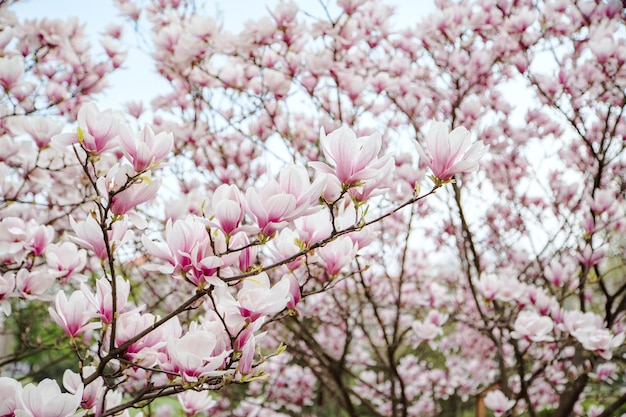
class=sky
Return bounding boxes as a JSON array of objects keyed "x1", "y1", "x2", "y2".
[{"x1": 11, "y1": 0, "x2": 437, "y2": 111}]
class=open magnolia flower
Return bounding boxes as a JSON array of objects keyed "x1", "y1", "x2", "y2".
[{"x1": 416, "y1": 121, "x2": 488, "y2": 183}]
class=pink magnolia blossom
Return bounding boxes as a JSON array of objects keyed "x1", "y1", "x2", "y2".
[
  {"x1": 0, "y1": 217, "x2": 28, "y2": 264},
  {"x1": 82, "y1": 276, "x2": 130, "y2": 324},
  {"x1": 0, "y1": 273, "x2": 15, "y2": 315},
  {"x1": 494, "y1": 274, "x2": 526, "y2": 303},
  {"x1": 26, "y1": 223, "x2": 54, "y2": 257},
  {"x1": 511, "y1": 310, "x2": 554, "y2": 342},
  {"x1": 115, "y1": 311, "x2": 181, "y2": 366},
  {"x1": 576, "y1": 245, "x2": 604, "y2": 270},
  {"x1": 277, "y1": 165, "x2": 325, "y2": 215},
  {"x1": 165, "y1": 326, "x2": 231, "y2": 382},
  {"x1": 49, "y1": 290, "x2": 100, "y2": 338},
  {"x1": 229, "y1": 232, "x2": 257, "y2": 272},
  {"x1": 45, "y1": 242, "x2": 87, "y2": 281},
  {"x1": 119, "y1": 125, "x2": 173, "y2": 172},
  {"x1": 245, "y1": 165, "x2": 324, "y2": 236},
  {"x1": 109, "y1": 177, "x2": 162, "y2": 215},
  {"x1": 235, "y1": 327, "x2": 257, "y2": 375},
  {"x1": 236, "y1": 272, "x2": 290, "y2": 322},
  {"x1": 69, "y1": 215, "x2": 132, "y2": 260},
  {"x1": 483, "y1": 390, "x2": 515, "y2": 416},
  {"x1": 210, "y1": 184, "x2": 248, "y2": 235},
  {"x1": 177, "y1": 391, "x2": 216, "y2": 417},
  {"x1": 562, "y1": 310, "x2": 603, "y2": 336},
  {"x1": 68, "y1": 215, "x2": 108, "y2": 259},
  {"x1": 141, "y1": 216, "x2": 228, "y2": 286},
  {"x1": 317, "y1": 236, "x2": 358, "y2": 276},
  {"x1": 412, "y1": 319, "x2": 443, "y2": 346},
  {"x1": 95, "y1": 163, "x2": 162, "y2": 215},
  {"x1": 15, "y1": 270, "x2": 55, "y2": 300},
  {"x1": 286, "y1": 274, "x2": 301, "y2": 310},
  {"x1": 268, "y1": 228, "x2": 304, "y2": 271},
  {"x1": 587, "y1": 404, "x2": 605, "y2": 417},
  {"x1": 6, "y1": 116, "x2": 65, "y2": 148},
  {"x1": 475, "y1": 274, "x2": 501, "y2": 301},
  {"x1": 63, "y1": 366, "x2": 104, "y2": 410},
  {"x1": 573, "y1": 327, "x2": 624, "y2": 360},
  {"x1": 52, "y1": 103, "x2": 126, "y2": 154},
  {"x1": 294, "y1": 210, "x2": 332, "y2": 246},
  {"x1": 416, "y1": 121, "x2": 488, "y2": 182},
  {"x1": 16, "y1": 379, "x2": 82, "y2": 417},
  {"x1": 310, "y1": 126, "x2": 390, "y2": 188},
  {"x1": 0, "y1": 56, "x2": 24, "y2": 90},
  {"x1": 0, "y1": 377, "x2": 21, "y2": 417}
]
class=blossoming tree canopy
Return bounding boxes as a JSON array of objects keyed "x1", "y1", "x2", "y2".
[{"x1": 1, "y1": 0, "x2": 625, "y2": 417}]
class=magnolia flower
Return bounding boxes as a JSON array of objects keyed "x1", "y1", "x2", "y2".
[
  {"x1": 178, "y1": 391, "x2": 216, "y2": 417},
  {"x1": 48, "y1": 290, "x2": 100, "y2": 338},
  {"x1": 115, "y1": 311, "x2": 180, "y2": 366},
  {"x1": 16, "y1": 379, "x2": 82, "y2": 417},
  {"x1": 82, "y1": 276, "x2": 130, "y2": 324},
  {"x1": 416, "y1": 121, "x2": 487, "y2": 182},
  {"x1": 45, "y1": 242, "x2": 87, "y2": 281},
  {"x1": 245, "y1": 165, "x2": 324, "y2": 236},
  {"x1": 483, "y1": 390, "x2": 515, "y2": 416},
  {"x1": 109, "y1": 177, "x2": 162, "y2": 215},
  {"x1": 576, "y1": 328, "x2": 624, "y2": 360},
  {"x1": 237, "y1": 273, "x2": 290, "y2": 322},
  {"x1": 412, "y1": 319, "x2": 443, "y2": 346},
  {"x1": 5, "y1": 116, "x2": 64, "y2": 148},
  {"x1": 141, "y1": 216, "x2": 228, "y2": 286},
  {"x1": 0, "y1": 56, "x2": 24, "y2": 90},
  {"x1": 165, "y1": 328, "x2": 231, "y2": 382},
  {"x1": 317, "y1": 236, "x2": 358, "y2": 276},
  {"x1": 310, "y1": 126, "x2": 389, "y2": 187},
  {"x1": 52, "y1": 103, "x2": 126, "y2": 154},
  {"x1": 63, "y1": 366, "x2": 104, "y2": 410},
  {"x1": 119, "y1": 125, "x2": 173, "y2": 172},
  {"x1": 474, "y1": 274, "x2": 500, "y2": 301},
  {"x1": 511, "y1": 310, "x2": 553, "y2": 342},
  {"x1": 69, "y1": 215, "x2": 132, "y2": 260},
  {"x1": 15, "y1": 269, "x2": 55, "y2": 300},
  {"x1": 0, "y1": 273, "x2": 15, "y2": 315},
  {"x1": 211, "y1": 184, "x2": 247, "y2": 235},
  {"x1": 0, "y1": 377, "x2": 21, "y2": 417}
]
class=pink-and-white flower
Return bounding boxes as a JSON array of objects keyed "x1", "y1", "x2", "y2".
[
  {"x1": 45, "y1": 242, "x2": 87, "y2": 281},
  {"x1": 416, "y1": 121, "x2": 488, "y2": 182},
  {"x1": 511, "y1": 310, "x2": 554, "y2": 342},
  {"x1": 16, "y1": 378, "x2": 82, "y2": 417},
  {"x1": 49, "y1": 290, "x2": 100, "y2": 338},
  {"x1": 310, "y1": 126, "x2": 390, "y2": 188},
  {"x1": 109, "y1": 177, "x2": 162, "y2": 215},
  {"x1": 115, "y1": 310, "x2": 180, "y2": 366},
  {"x1": 82, "y1": 276, "x2": 131, "y2": 324},
  {"x1": 6, "y1": 116, "x2": 65, "y2": 148},
  {"x1": 210, "y1": 184, "x2": 248, "y2": 235},
  {"x1": 119, "y1": 125, "x2": 173, "y2": 172},
  {"x1": 245, "y1": 165, "x2": 324, "y2": 236},
  {"x1": 69, "y1": 215, "x2": 132, "y2": 260},
  {"x1": 177, "y1": 390, "x2": 216, "y2": 417},
  {"x1": 0, "y1": 56, "x2": 24, "y2": 90},
  {"x1": 141, "y1": 216, "x2": 229, "y2": 286},
  {"x1": 165, "y1": 327, "x2": 231, "y2": 382},
  {"x1": 317, "y1": 236, "x2": 358, "y2": 276},
  {"x1": 0, "y1": 377, "x2": 21, "y2": 417},
  {"x1": 236, "y1": 272, "x2": 290, "y2": 323},
  {"x1": 52, "y1": 103, "x2": 126, "y2": 154},
  {"x1": 483, "y1": 390, "x2": 515, "y2": 416},
  {"x1": 63, "y1": 366, "x2": 104, "y2": 411}
]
